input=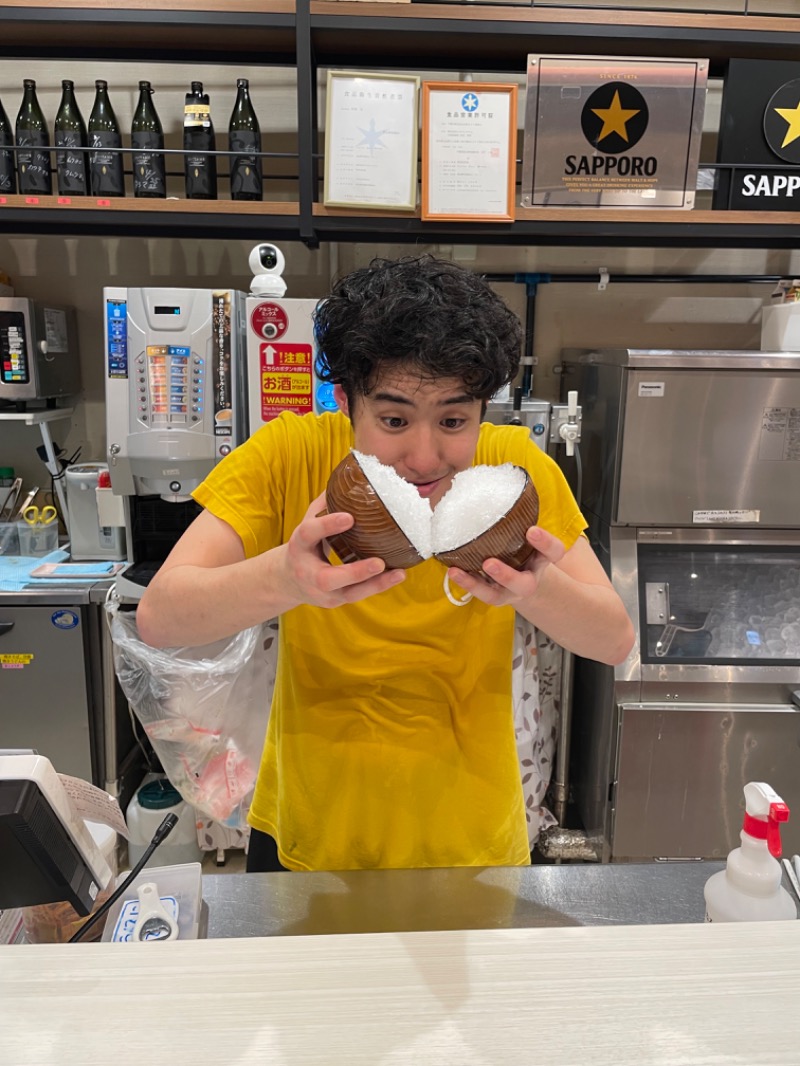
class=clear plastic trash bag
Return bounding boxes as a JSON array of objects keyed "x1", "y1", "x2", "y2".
[{"x1": 108, "y1": 606, "x2": 277, "y2": 828}]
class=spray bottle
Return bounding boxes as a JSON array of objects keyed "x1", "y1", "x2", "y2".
[{"x1": 704, "y1": 782, "x2": 796, "y2": 922}]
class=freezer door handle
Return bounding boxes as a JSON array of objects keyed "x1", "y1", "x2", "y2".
[{"x1": 0, "y1": 620, "x2": 14, "y2": 636}]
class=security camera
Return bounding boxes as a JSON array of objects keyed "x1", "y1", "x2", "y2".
[{"x1": 249, "y1": 243, "x2": 287, "y2": 297}]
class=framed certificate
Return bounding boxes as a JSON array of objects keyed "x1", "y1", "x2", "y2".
[
  {"x1": 323, "y1": 70, "x2": 420, "y2": 211},
  {"x1": 421, "y1": 82, "x2": 517, "y2": 222}
]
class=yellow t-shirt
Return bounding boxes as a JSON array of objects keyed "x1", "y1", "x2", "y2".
[{"x1": 193, "y1": 411, "x2": 586, "y2": 870}]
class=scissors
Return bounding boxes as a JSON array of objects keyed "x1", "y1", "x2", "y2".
[{"x1": 22, "y1": 505, "x2": 58, "y2": 527}]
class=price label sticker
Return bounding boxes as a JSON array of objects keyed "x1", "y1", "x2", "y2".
[
  {"x1": 25, "y1": 196, "x2": 39, "y2": 205},
  {"x1": 58, "y1": 196, "x2": 72, "y2": 205},
  {"x1": 96, "y1": 199, "x2": 111, "y2": 207},
  {"x1": 0, "y1": 197, "x2": 6, "y2": 205}
]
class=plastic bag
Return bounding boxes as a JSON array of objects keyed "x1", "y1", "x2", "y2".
[{"x1": 109, "y1": 605, "x2": 277, "y2": 827}]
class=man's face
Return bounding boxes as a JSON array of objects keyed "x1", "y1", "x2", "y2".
[{"x1": 333, "y1": 371, "x2": 483, "y2": 508}]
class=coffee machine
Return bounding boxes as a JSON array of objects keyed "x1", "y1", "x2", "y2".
[{"x1": 103, "y1": 287, "x2": 247, "y2": 600}]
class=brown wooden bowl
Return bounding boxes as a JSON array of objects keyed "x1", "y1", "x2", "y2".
[
  {"x1": 434, "y1": 470, "x2": 540, "y2": 578},
  {"x1": 324, "y1": 452, "x2": 425, "y2": 570}
]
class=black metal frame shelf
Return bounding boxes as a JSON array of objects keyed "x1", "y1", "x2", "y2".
[{"x1": 2, "y1": 0, "x2": 800, "y2": 248}]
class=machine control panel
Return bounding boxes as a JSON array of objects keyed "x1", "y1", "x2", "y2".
[
  {"x1": 0, "y1": 310, "x2": 29, "y2": 384},
  {"x1": 139, "y1": 345, "x2": 203, "y2": 425}
]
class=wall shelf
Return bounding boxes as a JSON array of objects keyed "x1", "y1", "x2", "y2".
[{"x1": 2, "y1": 1, "x2": 800, "y2": 249}]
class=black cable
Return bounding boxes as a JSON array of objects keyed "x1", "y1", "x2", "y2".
[{"x1": 68, "y1": 813, "x2": 179, "y2": 944}]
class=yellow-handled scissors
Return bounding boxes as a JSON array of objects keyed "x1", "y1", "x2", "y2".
[{"x1": 22, "y1": 505, "x2": 58, "y2": 527}]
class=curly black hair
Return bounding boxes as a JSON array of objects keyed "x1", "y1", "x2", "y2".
[{"x1": 314, "y1": 255, "x2": 522, "y2": 403}]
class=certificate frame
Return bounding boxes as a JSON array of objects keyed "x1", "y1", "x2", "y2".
[
  {"x1": 323, "y1": 70, "x2": 420, "y2": 211},
  {"x1": 421, "y1": 82, "x2": 517, "y2": 223}
]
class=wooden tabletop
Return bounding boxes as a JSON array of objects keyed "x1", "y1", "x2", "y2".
[{"x1": 3, "y1": 919, "x2": 800, "y2": 1063}]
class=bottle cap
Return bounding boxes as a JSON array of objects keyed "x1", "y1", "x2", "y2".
[
  {"x1": 237, "y1": 79, "x2": 249, "y2": 88},
  {"x1": 62, "y1": 80, "x2": 74, "y2": 89},
  {"x1": 23, "y1": 79, "x2": 36, "y2": 89},
  {"x1": 191, "y1": 81, "x2": 204, "y2": 93},
  {"x1": 139, "y1": 81, "x2": 152, "y2": 91},
  {"x1": 95, "y1": 80, "x2": 108, "y2": 89},
  {"x1": 137, "y1": 779, "x2": 183, "y2": 811}
]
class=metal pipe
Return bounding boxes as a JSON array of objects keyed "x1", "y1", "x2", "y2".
[
  {"x1": 486, "y1": 273, "x2": 782, "y2": 285},
  {"x1": 552, "y1": 648, "x2": 575, "y2": 828}
]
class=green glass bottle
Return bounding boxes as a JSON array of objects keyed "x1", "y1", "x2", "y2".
[
  {"x1": 228, "y1": 78, "x2": 262, "y2": 201},
  {"x1": 54, "y1": 80, "x2": 89, "y2": 196},
  {"x1": 131, "y1": 80, "x2": 166, "y2": 198},
  {"x1": 183, "y1": 81, "x2": 217, "y2": 200},
  {"x1": 88, "y1": 79, "x2": 125, "y2": 197},
  {"x1": 0, "y1": 95, "x2": 16, "y2": 195},
  {"x1": 15, "y1": 79, "x2": 52, "y2": 195}
]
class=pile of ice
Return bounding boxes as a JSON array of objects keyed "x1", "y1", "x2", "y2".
[{"x1": 353, "y1": 450, "x2": 527, "y2": 556}]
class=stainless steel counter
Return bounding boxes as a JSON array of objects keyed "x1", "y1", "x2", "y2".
[
  {"x1": 202, "y1": 862, "x2": 726, "y2": 939},
  {"x1": 0, "y1": 579, "x2": 115, "y2": 605}
]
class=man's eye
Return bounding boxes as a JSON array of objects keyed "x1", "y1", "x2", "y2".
[
  {"x1": 442, "y1": 418, "x2": 465, "y2": 430},
  {"x1": 383, "y1": 416, "x2": 406, "y2": 429}
]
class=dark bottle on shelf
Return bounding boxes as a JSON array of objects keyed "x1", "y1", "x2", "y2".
[
  {"x1": 131, "y1": 80, "x2": 166, "y2": 198},
  {"x1": 54, "y1": 80, "x2": 89, "y2": 197},
  {"x1": 0, "y1": 95, "x2": 16, "y2": 195},
  {"x1": 228, "y1": 77, "x2": 262, "y2": 202},
  {"x1": 184, "y1": 81, "x2": 217, "y2": 200},
  {"x1": 15, "y1": 79, "x2": 52, "y2": 195},
  {"x1": 88, "y1": 80, "x2": 125, "y2": 197}
]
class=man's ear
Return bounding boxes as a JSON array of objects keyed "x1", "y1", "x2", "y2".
[{"x1": 333, "y1": 384, "x2": 349, "y2": 416}]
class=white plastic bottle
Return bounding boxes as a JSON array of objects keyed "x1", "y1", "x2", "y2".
[{"x1": 704, "y1": 782, "x2": 797, "y2": 922}]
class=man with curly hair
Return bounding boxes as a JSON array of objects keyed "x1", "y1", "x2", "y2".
[{"x1": 137, "y1": 255, "x2": 633, "y2": 872}]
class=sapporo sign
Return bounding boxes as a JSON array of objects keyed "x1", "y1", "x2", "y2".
[
  {"x1": 714, "y1": 59, "x2": 800, "y2": 211},
  {"x1": 521, "y1": 55, "x2": 708, "y2": 208}
]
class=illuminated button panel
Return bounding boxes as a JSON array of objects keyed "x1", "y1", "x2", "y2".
[{"x1": 139, "y1": 345, "x2": 203, "y2": 424}]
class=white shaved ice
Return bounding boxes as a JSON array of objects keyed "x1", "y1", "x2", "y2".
[
  {"x1": 432, "y1": 464, "x2": 526, "y2": 551},
  {"x1": 353, "y1": 450, "x2": 434, "y2": 558},
  {"x1": 353, "y1": 452, "x2": 526, "y2": 556}
]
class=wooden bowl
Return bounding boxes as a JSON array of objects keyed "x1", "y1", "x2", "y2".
[
  {"x1": 324, "y1": 452, "x2": 425, "y2": 570},
  {"x1": 434, "y1": 471, "x2": 540, "y2": 578}
]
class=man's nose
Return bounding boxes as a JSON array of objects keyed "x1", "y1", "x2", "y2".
[{"x1": 402, "y1": 427, "x2": 441, "y2": 477}]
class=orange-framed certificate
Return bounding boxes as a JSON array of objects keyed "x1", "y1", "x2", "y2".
[{"x1": 421, "y1": 82, "x2": 517, "y2": 222}]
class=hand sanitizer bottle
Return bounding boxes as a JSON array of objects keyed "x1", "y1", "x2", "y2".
[{"x1": 704, "y1": 782, "x2": 796, "y2": 922}]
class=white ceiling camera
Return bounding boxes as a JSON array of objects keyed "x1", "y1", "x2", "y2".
[{"x1": 249, "y1": 242, "x2": 287, "y2": 298}]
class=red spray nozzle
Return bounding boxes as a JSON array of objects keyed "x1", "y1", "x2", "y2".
[
  {"x1": 97, "y1": 470, "x2": 112, "y2": 489},
  {"x1": 743, "y1": 800, "x2": 790, "y2": 858}
]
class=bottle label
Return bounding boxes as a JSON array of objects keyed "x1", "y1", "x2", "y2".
[
  {"x1": 229, "y1": 131, "x2": 262, "y2": 199},
  {"x1": 131, "y1": 131, "x2": 166, "y2": 196},
  {"x1": 55, "y1": 132, "x2": 88, "y2": 195},
  {"x1": 90, "y1": 132, "x2": 124, "y2": 196},
  {"x1": 184, "y1": 104, "x2": 211, "y2": 129},
  {"x1": 16, "y1": 130, "x2": 52, "y2": 194},
  {"x1": 0, "y1": 149, "x2": 14, "y2": 193}
]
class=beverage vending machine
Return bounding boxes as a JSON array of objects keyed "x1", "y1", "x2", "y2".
[{"x1": 103, "y1": 286, "x2": 247, "y2": 599}]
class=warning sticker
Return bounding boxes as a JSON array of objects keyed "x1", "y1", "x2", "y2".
[
  {"x1": 259, "y1": 342, "x2": 314, "y2": 422},
  {"x1": 1, "y1": 653, "x2": 33, "y2": 669}
]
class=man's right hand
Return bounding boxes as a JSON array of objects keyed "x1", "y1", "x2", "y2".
[{"x1": 276, "y1": 492, "x2": 406, "y2": 609}]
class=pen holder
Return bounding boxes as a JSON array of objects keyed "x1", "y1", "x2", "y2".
[
  {"x1": 0, "y1": 522, "x2": 19, "y2": 556},
  {"x1": 17, "y1": 521, "x2": 58, "y2": 557}
]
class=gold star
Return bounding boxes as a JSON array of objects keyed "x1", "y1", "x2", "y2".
[
  {"x1": 591, "y1": 89, "x2": 640, "y2": 143},
  {"x1": 774, "y1": 100, "x2": 800, "y2": 149}
]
